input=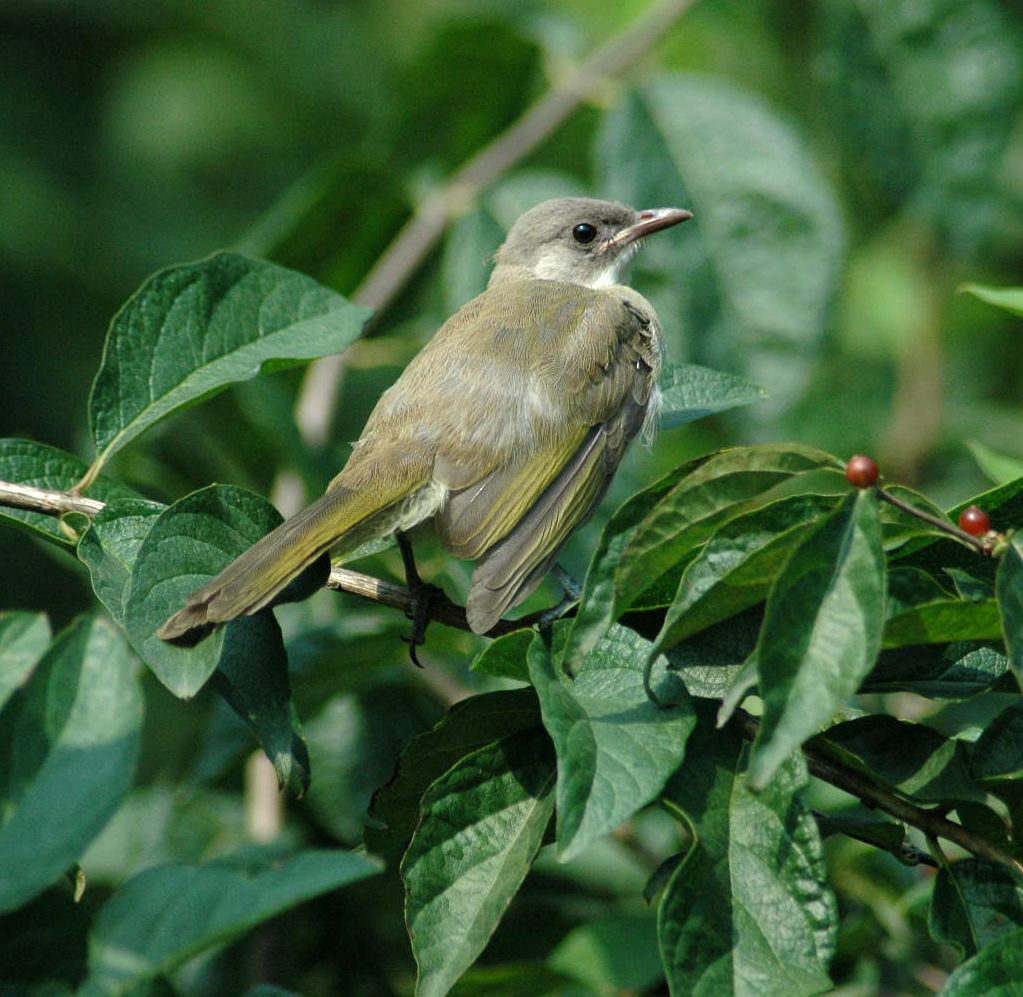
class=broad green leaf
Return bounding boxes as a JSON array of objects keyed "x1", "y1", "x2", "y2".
[
  {"x1": 366, "y1": 687, "x2": 541, "y2": 863},
  {"x1": 750, "y1": 490, "x2": 886, "y2": 788},
  {"x1": 123, "y1": 484, "x2": 282, "y2": 697},
  {"x1": 822, "y1": 0, "x2": 1022, "y2": 257},
  {"x1": 449, "y1": 963, "x2": 576, "y2": 997},
  {"x1": 971, "y1": 702, "x2": 1023, "y2": 783},
  {"x1": 660, "y1": 720, "x2": 836, "y2": 996},
  {"x1": 0, "y1": 616, "x2": 142, "y2": 913},
  {"x1": 882, "y1": 599, "x2": 1002, "y2": 648},
  {"x1": 652, "y1": 493, "x2": 838, "y2": 654},
  {"x1": 941, "y1": 927, "x2": 1023, "y2": 996},
  {"x1": 864, "y1": 642, "x2": 1008, "y2": 699},
  {"x1": 77, "y1": 498, "x2": 167, "y2": 622},
  {"x1": 528, "y1": 625, "x2": 694, "y2": 861},
  {"x1": 818, "y1": 715, "x2": 983, "y2": 804},
  {"x1": 0, "y1": 438, "x2": 138, "y2": 547},
  {"x1": 122, "y1": 485, "x2": 309, "y2": 786},
  {"x1": 961, "y1": 283, "x2": 1023, "y2": 319},
  {"x1": 469, "y1": 629, "x2": 533, "y2": 682},
  {"x1": 403, "y1": 727, "x2": 556, "y2": 997},
  {"x1": 0, "y1": 611, "x2": 50, "y2": 712},
  {"x1": 564, "y1": 456, "x2": 707, "y2": 671},
  {"x1": 996, "y1": 534, "x2": 1023, "y2": 685},
  {"x1": 617, "y1": 445, "x2": 841, "y2": 627},
  {"x1": 211, "y1": 613, "x2": 310, "y2": 794},
  {"x1": 597, "y1": 77, "x2": 844, "y2": 406},
  {"x1": 82, "y1": 847, "x2": 380, "y2": 995},
  {"x1": 547, "y1": 914, "x2": 662, "y2": 993},
  {"x1": 658, "y1": 363, "x2": 766, "y2": 430},
  {"x1": 84, "y1": 252, "x2": 371, "y2": 482},
  {"x1": 930, "y1": 859, "x2": 1023, "y2": 959},
  {"x1": 967, "y1": 439, "x2": 1023, "y2": 486}
]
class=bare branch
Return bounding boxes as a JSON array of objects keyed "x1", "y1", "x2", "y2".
[{"x1": 0, "y1": 479, "x2": 105, "y2": 517}]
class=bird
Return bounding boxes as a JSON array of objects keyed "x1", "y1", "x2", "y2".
[{"x1": 158, "y1": 197, "x2": 692, "y2": 645}]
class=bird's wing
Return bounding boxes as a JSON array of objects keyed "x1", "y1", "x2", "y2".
[{"x1": 426, "y1": 281, "x2": 662, "y2": 632}]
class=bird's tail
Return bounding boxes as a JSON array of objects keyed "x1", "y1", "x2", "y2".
[{"x1": 158, "y1": 481, "x2": 409, "y2": 644}]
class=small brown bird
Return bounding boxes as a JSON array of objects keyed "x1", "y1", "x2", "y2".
[{"x1": 159, "y1": 197, "x2": 691, "y2": 643}]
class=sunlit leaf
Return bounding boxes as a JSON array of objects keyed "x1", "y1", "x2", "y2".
[
  {"x1": 403, "y1": 728, "x2": 556, "y2": 997},
  {"x1": 660, "y1": 720, "x2": 836, "y2": 996},
  {"x1": 85, "y1": 253, "x2": 371, "y2": 482},
  {"x1": 0, "y1": 611, "x2": 50, "y2": 712},
  {"x1": 528, "y1": 625, "x2": 694, "y2": 861},
  {"x1": 750, "y1": 490, "x2": 885, "y2": 788},
  {"x1": 0, "y1": 616, "x2": 142, "y2": 913}
]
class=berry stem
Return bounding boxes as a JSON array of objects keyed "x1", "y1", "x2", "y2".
[{"x1": 876, "y1": 486, "x2": 991, "y2": 554}]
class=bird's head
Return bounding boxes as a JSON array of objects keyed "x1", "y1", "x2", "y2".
[{"x1": 490, "y1": 197, "x2": 692, "y2": 289}]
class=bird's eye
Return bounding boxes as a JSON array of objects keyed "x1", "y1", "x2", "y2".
[{"x1": 572, "y1": 223, "x2": 597, "y2": 244}]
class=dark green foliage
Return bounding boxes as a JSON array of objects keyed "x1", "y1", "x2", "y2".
[{"x1": 4, "y1": 3, "x2": 1023, "y2": 994}]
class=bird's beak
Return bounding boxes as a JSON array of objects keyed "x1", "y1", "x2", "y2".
[{"x1": 601, "y1": 207, "x2": 693, "y2": 253}]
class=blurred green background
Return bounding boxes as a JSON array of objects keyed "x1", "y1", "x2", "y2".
[{"x1": 3, "y1": 1, "x2": 1023, "y2": 991}]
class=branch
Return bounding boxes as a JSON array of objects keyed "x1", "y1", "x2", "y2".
[
  {"x1": 294, "y1": 0, "x2": 699, "y2": 449},
  {"x1": 0, "y1": 479, "x2": 104, "y2": 517},
  {"x1": 734, "y1": 709, "x2": 1023, "y2": 878},
  {"x1": 0, "y1": 479, "x2": 536, "y2": 639}
]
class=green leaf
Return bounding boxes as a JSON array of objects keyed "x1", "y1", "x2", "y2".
[
  {"x1": 366, "y1": 688, "x2": 541, "y2": 863},
  {"x1": 121, "y1": 484, "x2": 308, "y2": 786},
  {"x1": 77, "y1": 498, "x2": 167, "y2": 622},
  {"x1": 658, "y1": 363, "x2": 766, "y2": 430},
  {"x1": 617, "y1": 445, "x2": 841, "y2": 629},
  {"x1": 996, "y1": 534, "x2": 1023, "y2": 685},
  {"x1": 403, "y1": 727, "x2": 556, "y2": 997},
  {"x1": 0, "y1": 438, "x2": 138, "y2": 547},
  {"x1": 971, "y1": 701, "x2": 1023, "y2": 783},
  {"x1": 864, "y1": 642, "x2": 1008, "y2": 699},
  {"x1": 930, "y1": 859, "x2": 1023, "y2": 959},
  {"x1": 528, "y1": 625, "x2": 695, "y2": 862},
  {"x1": 564, "y1": 456, "x2": 707, "y2": 672},
  {"x1": 469, "y1": 629, "x2": 533, "y2": 682},
  {"x1": 814, "y1": 811, "x2": 906, "y2": 854},
  {"x1": 750, "y1": 490, "x2": 886, "y2": 788},
  {"x1": 0, "y1": 616, "x2": 142, "y2": 913},
  {"x1": 941, "y1": 926, "x2": 1023, "y2": 996},
  {"x1": 883, "y1": 599, "x2": 1002, "y2": 648},
  {"x1": 0, "y1": 611, "x2": 50, "y2": 712},
  {"x1": 819, "y1": 715, "x2": 983, "y2": 804},
  {"x1": 123, "y1": 484, "x2": 282, "y2": 698},
  {"x1": 85, "y1": 252, "x2": 371, "y2": 482},
  {"x1": 967, "y1": 439, "x2": 1023, "y2": 486},
  {"x1": 961, "y1": 283, "x2": 1023, "y2": 320},
  {"x1": 651, "y1": 493, "x2": 838, "y2": 654},
  {"x1": 82, "y1": 847, "x2": 380, "y2": 995},
  {"x1": 660, "y1": 720, "x2": 836, "y2": 996},
  {"x1": 669, "y1": 608, "x2": 761, "y2": 702},
  {"x1": 211, "y1": 614, "x2": 310, "y2": 794},
  {"x1": 547, "y1": 914, "x2": 662, "y2": 993},
  {"x1": 597, "y1": 76, "x2": 844, "y2": 405}
]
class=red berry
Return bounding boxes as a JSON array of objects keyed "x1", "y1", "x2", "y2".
[
  {"x1": 959, "y1": 505, "x2": 991, "y2": 537},
  {"x1": 846, "y1": 455, "x2": 880, "y2": 488}
]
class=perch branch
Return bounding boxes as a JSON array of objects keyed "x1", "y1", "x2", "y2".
[
  {"x1": 294, "y1": 0, "x2": 699, "y2": 448},
  {"x1": 0, "y1": 479, "x2": 542, "y2": 639}
]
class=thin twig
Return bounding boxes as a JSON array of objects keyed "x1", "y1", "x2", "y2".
[
  {"x1": 877, "y1": 486, "x2": 992, "y2": 554},
  {"x1": 735, "y1": 709, "x2": 1023, "y2": 878},
  {"x1": 0, "y1": 479, "x2": 105, "y2": 517},
  {"x1": 294, "y1": 0, "x2": 699, "y2": 448}
]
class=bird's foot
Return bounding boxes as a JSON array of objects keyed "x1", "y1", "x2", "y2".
[
  {"x1": 396, "y1": 530, "x2": 438, "y2": 667},
  {"x1": 535, "y1": 563, "x2": 583, "y2": 636}
]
